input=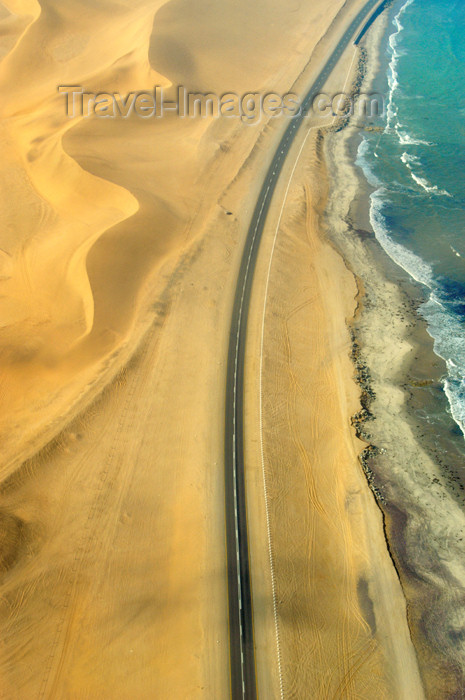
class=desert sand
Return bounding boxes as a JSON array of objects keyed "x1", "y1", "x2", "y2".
[
  {"x1": 244, "y1": 116, "x2": 424, "y2": 697},
  {"x1": 0, "y1": 0, "x2": 425, "y2": 697}
]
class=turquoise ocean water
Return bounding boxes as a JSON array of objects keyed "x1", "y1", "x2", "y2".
[{"x1": 357, "y1": 0, "x2": 465, "y2": 435}]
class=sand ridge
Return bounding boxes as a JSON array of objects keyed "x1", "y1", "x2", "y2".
[
  {"x1": 0, "y1": 0, "x2": 391, "y2": 696},
  {"x1": 0, "y1": 0, "x2": 357, "y2": 477}
]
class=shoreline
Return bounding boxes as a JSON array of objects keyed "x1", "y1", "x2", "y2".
[
  {"x1": 245, "y1": 119, "x2": 424, "y2": 697},
  {"x1": 241, "y1": 3, "x2": 427, "y2": 692},
  {"x1": 325, "y1": 1, "x2": 465, "y2": 696}
]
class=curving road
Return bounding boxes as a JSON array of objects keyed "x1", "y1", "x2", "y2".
[{"x1": 224, "y1": 1, "x2": 386, "y2": 697}]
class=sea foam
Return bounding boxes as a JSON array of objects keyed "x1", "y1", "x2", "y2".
[
  {"x1": 369, "y1": 188, "x2": 434, "y2": 287},
  {"x1": 386, "y1": 0, "x2": 415, "y2": 132},
  {"x1": 421, "y1": 294, "x2": 465, "y2": 435},
  {"x1": 357, "y1": 0, "x2": 465, "y2": 441},
  {"x1": 401, "y1": 153, "x2": 452, "y2": 196}
]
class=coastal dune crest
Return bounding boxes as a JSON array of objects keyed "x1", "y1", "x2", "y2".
[
  {"x1": 0, "y1": 0, "x2": 181, "y2": 468},
  {"x1": 0, "y1": 0, "x2": 433, "y2": 697},
  {"x1": 0, "y1": 0, "x2": 349, "y2": 472}
]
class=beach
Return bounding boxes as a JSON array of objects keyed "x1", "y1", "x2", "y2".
[
  {"x1": 0, "y1": 0, "x2": 439, "y2": 696},
  {"x1": 244, "y1": 118, "x2": 424, "y2": 696},
  {"x1": 325, "y1": 3, "x2": 465, "y2": 695}
]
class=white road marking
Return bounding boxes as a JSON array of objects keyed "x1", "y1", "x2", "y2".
[
  {"x1": 228, "y1": 1, "x2": 379, "y2": 691},
  {"x1": 233, "y1": 171, "x2": 272, "y2": 698},
  {"x1": 232, "y1": 312, "x2": 246, "y2": 697},
  {"x1": 250, "y1": 33, "x2": 361, "y2": 700},
  {"x1": 253, "y1": 32, "x2": 362, "y2": 698},
  {"x1": 258, "y1": 122, "x2": 315, "y2": 700},
  {"x1": 332, "y1": 47, "x2": 358, "y2": 127}
]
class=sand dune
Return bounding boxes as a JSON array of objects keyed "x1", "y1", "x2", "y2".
[
  {"x1": 0, "y1": 0, "x2": 424, "y2": 696},
  {"x1": 0, "y1": 0, "x2": 176, "y2": 470},
  {"x1": 0, "y1": 0, "x2": 346, "y2": 473}
]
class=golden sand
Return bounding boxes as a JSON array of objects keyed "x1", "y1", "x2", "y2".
[
  {"x1": 245, "y1": 125, "x2": 424, "y2": 698},
  {"x1": 0, "y1": 0, "x2": 424, "y2": 696}
]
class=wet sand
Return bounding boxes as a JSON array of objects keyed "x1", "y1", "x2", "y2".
[
  {"x1": 325, "y1": 9, "x2": 465, "y2": 696},
  {"x1": 244, "y1": 113, "x2": 424, "y2": 696},
  {"x1": 0, "y1": 0, "x2": 396, "y2": 696}
]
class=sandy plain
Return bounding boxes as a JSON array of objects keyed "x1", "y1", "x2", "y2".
[
  {"x1": 244, "y1": 117, "x2": 424, "y2": 697},
  {"x1": 0, "y1": 0, "x2": 425, "y2": 697}
]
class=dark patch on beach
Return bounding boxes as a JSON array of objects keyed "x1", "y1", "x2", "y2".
[
  {"x1": 0, "y1": 511, "x2": 27, "y2": 575},
  {"x1": 348, "y1": 326, "x2": 388, "y2": 504},
  {"x1": 356, "y1": 577, "x2": 377, "y2": 636},
  {"x1": 353, "y1": 227, "x2": 373, "y2": 241}
]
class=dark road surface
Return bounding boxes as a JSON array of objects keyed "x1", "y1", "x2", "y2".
[{"x1": 224, "y1": 1, "x2": 385, "y2": 697}]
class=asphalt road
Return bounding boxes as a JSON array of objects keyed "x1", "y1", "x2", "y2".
[{"x1": 224, "y1": 1, "x2": 385, "y2": 697}]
